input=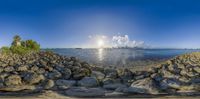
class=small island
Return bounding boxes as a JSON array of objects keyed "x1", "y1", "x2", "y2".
[{"x1": 0, "y1": 35, "x2": 199, "y2": 98}]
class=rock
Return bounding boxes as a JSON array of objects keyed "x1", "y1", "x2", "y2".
[
  {"x1": 104, "y1": 68, "x2": 118, "y2": 78},
  {"x1": 103, "y1": 83, "x2": 126, "y2": 90},
  {"x1": 60, "y1": 68, "x2": 71, "y2": 79},
  {"x1": 159, "y1": 78, "x2": 182, "y2": 90},
  {"x1": 124, "y1": 78, "x2": 159, "y2": 94},
  {"x1": 0, "y1": 67, "x2": 4, "y2": 73},
  {"x1": 31, "y1": 65, "x2": 39, "y2": 72},
  {"x1": 72, "y1": 68, "x2": 91, "y2": 80},
  {"x1": 16, "y1": 65, "x2": 28, "y2": 71},
  {"x1": 102, "y1": 78, "x2": 121, "y2": 85},
  {"x1": 4, "y1": 66, "x2": 15, "y2": 72},
  {"x1": 56, "y1": 79, "x2": 76, "y2": 86},
  {"x1": 134, "y1": 71, "x2": 151, "y2": 80},
  {"x1": 0, "y1": 85, "x2": 36, "y2": 92},
  {"x1": 56, "y1": 79, "x2": 76, "y2": 89},
  {"x1": 47, "y1": 70, "x2": 62, "y2": 79},
  {"x1": 91, "y1": 71, "x2": 105, "y2": 80},
  {"x1": 151, "y1": 73, "x2": 163, "y2": 82},
  {"x1": 44, "y1": 79, "x2": 55, "y2": 89},
  {"x1": 193, "y1": 66, "x2": 200, "y2": 73},
  {"x1": 24, "y1": 73, "x2": 45, "y2": 84},
  {"x1": 4, "y1": 75, "x2": 22, "y2": 86},
  {"x1": 118, "y1": 69, "x2": 133, "y2": 82},
  {"x1": 65, "y1": 87, "x2": 105, "y2": 97},
  {"x1": 78, "y1": 77, "x2": 99, "y2": 87}
]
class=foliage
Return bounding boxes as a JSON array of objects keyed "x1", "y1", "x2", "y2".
[
  {"x1": 24, "y1": 40, "x2": 40, "y2": 51},
  {"x1": 0, "y1": 46, "x2": 11, "y2": 54},
  {"x1": 1, "y1": 35, "x2": 40, "y2": 55}
]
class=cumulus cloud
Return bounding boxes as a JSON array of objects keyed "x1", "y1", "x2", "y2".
[{"x1": 112, "y1": 35, "x2": 145, "y2": 48}]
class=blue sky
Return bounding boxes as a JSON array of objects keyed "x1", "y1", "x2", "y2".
[{"x1": 0, "y1": 0, "x2": 200, "y2": 48}]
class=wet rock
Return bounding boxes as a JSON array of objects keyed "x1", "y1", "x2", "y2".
[
  {"x1": 78, "y1": 77, "x2": 98, "y2": 87},
  {"x1": 65, "y1": 87, "x2": 105, "y2": 97}
]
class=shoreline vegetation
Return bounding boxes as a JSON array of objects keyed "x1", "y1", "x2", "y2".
[{"x1": 0, "y1": 35, "x2": 200, "y2": 98}]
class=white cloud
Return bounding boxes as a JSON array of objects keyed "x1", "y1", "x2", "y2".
[{"x1": 112, "y1": 35, "x2": 145, "y2": 48}]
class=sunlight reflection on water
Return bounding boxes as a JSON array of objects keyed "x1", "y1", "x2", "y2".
[{"x1": 98, "y1": 48, "x2": 104, "y2": 61}]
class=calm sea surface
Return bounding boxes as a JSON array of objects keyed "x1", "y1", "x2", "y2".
[{"x1": 48, "y1": 49, "x2": 200, "y2": 68}]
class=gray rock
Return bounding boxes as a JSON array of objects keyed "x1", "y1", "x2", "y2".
[
  {"x1": 56, "y1": 79, "x2": 76, "y2": 89},
  {"x1": 104, "y1": 68, "x2": 118, "y2": 78},
  {"x1": 78, "y1": 77, "x2": 99, "y2": 87},
  {"x1": 65, "y1": 87, "x2": 105, "y2": 97},
  {"x1": 103, "y1": 83, "x2": 126, "y2": 90},
  {"x1": 124, "y1": 78, "x2": 159, "y2": 94},
  {"x1": 24, "y1": 73, "x2": 45, "y2": 84},
  {"x1": 48, "y1": 70, "x2": 62, "y2": 79},
  {"x1": 160, "y1": 78, "x2": 181, "y2": 90},
  {"x1": 61, "y1": 68, "x2": 71, "y2": 79}
]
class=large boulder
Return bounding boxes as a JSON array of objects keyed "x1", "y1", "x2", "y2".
[
  {"x1": 78, "y1": 77, "x2": 99, "y2": 87},
  {"x1": 124, "y1": 78, "x2": 159, "y2": 94}
]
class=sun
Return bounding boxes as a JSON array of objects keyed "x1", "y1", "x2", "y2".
[{"x1": 97, "y1": 39, "x2": 104, "y2": 48}]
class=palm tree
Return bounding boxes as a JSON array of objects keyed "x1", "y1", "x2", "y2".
[{"x1": 12, "y1": 35, "x2": 21, "y2": 46}]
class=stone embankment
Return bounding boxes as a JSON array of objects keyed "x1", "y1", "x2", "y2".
[{"x1": 0, "y1": 51, "x2": 199, "y2": 97}]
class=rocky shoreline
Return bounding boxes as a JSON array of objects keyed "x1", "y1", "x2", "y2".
[{"x1": 0, "y1": 51, "x2": 199, "y2": 97}]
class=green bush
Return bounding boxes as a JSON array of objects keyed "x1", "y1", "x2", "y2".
[
  {"x1": 0, "y1": 46, "x2": 11, "y2": 54},
  {"x1": 1, "y1": 35, "x2": 41, "y2": 55},
  {"x1": 24, "y1": 40, "x2": 40, "y2": 51},
  {"x1": 10, "y1": 46, "x2": 29, "y2": 55}
]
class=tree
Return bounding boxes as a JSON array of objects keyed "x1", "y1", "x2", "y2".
[
  {"x1": 25, "y1": 40, "x2": 40, "y2": 51},
  {"x1": 11, "y1": 35, "x2": 21, "y2": 46}
]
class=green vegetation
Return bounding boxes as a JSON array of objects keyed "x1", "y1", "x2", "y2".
[{"x1": 0, "y1": 35, "x2": 40, "y2": 55}]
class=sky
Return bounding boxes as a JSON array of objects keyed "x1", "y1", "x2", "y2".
[{"x1": 0, "y1": 0, "x2": 200, "y2": 48}]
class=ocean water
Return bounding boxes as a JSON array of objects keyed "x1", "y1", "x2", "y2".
[{"x1": 49, "y1": 49, "x2": 200, "y2": 68}]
